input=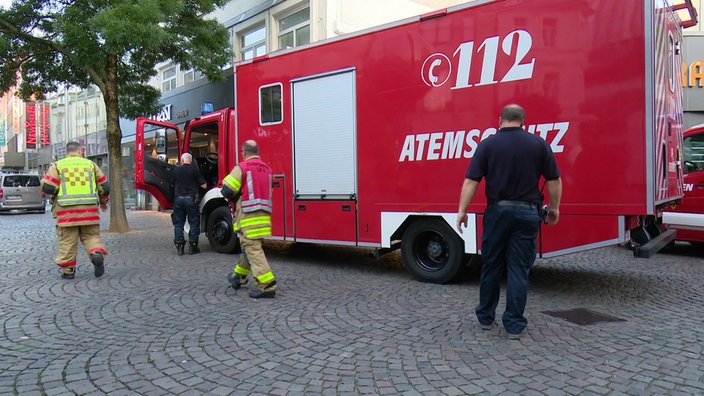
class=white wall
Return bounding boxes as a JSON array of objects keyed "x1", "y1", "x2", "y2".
[{"x1": 326, "y1": 0, "x2": 467, "y2": 36}]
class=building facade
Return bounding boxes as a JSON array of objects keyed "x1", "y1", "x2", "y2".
[{"x1": 0, "y1": 86, "x2": 108, "y2": 175}]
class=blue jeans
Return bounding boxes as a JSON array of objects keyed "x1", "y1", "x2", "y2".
[
  {"x1": 476, "y1": 204, "x2": 540, "y2": 334},
  {"x1": 172, "y1": 196, "x2": 200, "y2": 243}
]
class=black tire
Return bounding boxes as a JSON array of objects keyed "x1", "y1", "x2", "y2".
[
  {"x1": 630, "y1": 227, "x2": 651, "y2": 246},
  {"x1": 206, "y1": 206, "x2": 240, "y2": 254},
  {"x1": 401, "y1": 218, "x2": 465, "y2": 284}
]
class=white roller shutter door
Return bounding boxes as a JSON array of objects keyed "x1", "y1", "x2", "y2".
[{"x1": 292, "y1": 70, "x2": 356, "y2": 199}]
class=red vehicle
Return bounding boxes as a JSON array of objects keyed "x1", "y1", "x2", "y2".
[
  {"x1": 135, "y1": 0, "x2": 697, "y2": 283},
  {"x1": 663, "y1": 124, "x2": 704, "y2": 246}
]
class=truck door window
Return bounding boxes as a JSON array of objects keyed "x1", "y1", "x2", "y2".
[
  {"x1": 260, "y1": 83, "x2": 283, "y2": 125},
  {"x1": 143, "y1": 126, "x2": 179, "y2": 165},
  {"x1": 189, "y1": 122, "x2": 220, "y2": 188},
  {"x1": 683, "y1": 134, "x2": 704, "y2": 173}
]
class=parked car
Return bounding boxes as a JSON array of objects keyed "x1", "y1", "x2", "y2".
[{"x1": 0, "y1": 173, "x2": 46, "y2": 213}]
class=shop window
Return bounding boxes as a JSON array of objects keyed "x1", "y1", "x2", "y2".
[
  {"x1": 241, "y1": 25, "x2": 267, "y2": 61},
  {"x1": 184, "y1": 69, "x2": 195, "y2": 84},
  {"x1": 162, "y1": 65, "x2": 177, "y2": 92},
  {"x1": 278, "y1": 8, "x2": 310, "y2": 49}
]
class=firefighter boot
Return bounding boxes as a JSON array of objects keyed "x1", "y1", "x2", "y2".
[
  {"x1": 90, "y1": 252, "x2": 105, "y2": 278},
  {"x1": 249, "y1": 281, "x2": 277, "y2": 299},
  {"x1": 61, "y1": 266, "x2": 75, "y2": 280},
  {"x1": 188, "y1": 241, "x2": 200, "y2": 255},
  {"x1": 227, "y1": 272, "x2": 248, "y2": 290},
  {"x1": 249, "y1": 288, "x2": 276, "y2": 299},
  {"x1": 175, "y1": 242, "x2": 185, "y2": 256}
]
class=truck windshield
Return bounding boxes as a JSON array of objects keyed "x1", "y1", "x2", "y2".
[{"x1": 684, "y1": 134, "x2": 704, "y2": 173}]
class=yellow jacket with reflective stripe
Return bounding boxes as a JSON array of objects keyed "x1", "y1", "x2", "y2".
[
  {"x1": 42, "y1": 154, "x2": 108, "y2": 227},
  {"x1": 223, "y1": 157, "x2": 272, "y2": 239}
]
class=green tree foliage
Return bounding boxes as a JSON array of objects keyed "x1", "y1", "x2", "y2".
[{"x1": 0, "y1": 0, "x2": 231, "y2": 232}]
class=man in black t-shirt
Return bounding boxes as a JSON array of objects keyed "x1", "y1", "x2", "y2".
[
  {"x1": 456, "y1": 104, "x2": 562, "y2": 340},
  {"x1": 172, "y1": 153, "x2": 207, "y2": 255}
]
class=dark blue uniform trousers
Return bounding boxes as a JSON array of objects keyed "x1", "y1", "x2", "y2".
[{"x1": 476, "y1": 204, "x2": 540, "y2": 335}]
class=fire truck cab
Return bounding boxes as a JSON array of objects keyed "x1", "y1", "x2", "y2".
[{"x1": 664, "y1": 124, "x2": 704, "y2": 246}]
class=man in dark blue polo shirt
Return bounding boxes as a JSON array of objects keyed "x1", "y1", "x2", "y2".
[
  {"x1": 456, "y1": 104, "x2": 562, "y2": 340},
  {"x1": 172, "y1": 153, "x2": 207, "y2": 255}
]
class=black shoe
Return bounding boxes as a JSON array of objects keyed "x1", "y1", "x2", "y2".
[
  {"x1": 227, "y1": 273, "x2": 248, "y2": 290},
  {"x1": 249, "y1": 289, "x2": 276, "y2": 299},
  {"x1": 188, "y1": 241, "x2": 200, "y2": 255},
  {"x1": 90, "y1": 252, "x2": 104, "y2": 278},
  {"x1": 175, "y1": 242, "x2": 185, "y2": 256},
  {"x1": 61, "y1": 267, "x2": 75, "y2": 280},
  {"x1": 507, "y1": 331, "x2": 523, "y2": 340}
]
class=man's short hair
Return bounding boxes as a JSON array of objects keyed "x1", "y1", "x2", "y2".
[
  {"x1": 500, "y1": 104, "x2": 526, "y2": 123},
  {"x1": 66, "y1": 141, "x2": 81, "y2": 153},
  {"x1": 181, "y1": 153, "x2": 193, "y2": 163}
]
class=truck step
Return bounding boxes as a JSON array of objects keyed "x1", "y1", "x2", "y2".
[{"x1": 633, "y1": 228, "x2": 677, "y2": 258}]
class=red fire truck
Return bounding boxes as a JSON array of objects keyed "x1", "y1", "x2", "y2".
[
  {"x1": 135, "y1": 0, "x2": 698, "y2": 283},
  {"x1": 663, "y1": 124, "x2": 704, "y2": 246}
]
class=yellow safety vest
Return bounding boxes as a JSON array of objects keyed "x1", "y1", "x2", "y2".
[{"x1": 55, "y1": 156, "x2": 99, "y2": 207}]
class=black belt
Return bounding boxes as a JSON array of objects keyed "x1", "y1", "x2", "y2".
[{"x1": 494, "y1": 200, "x2": 537, "y2": 208}]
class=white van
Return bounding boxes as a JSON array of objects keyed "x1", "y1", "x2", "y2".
[{"x1": 0, "y1": 173, "x2": 46, "y2": 213}]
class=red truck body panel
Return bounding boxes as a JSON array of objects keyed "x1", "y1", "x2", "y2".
[
  {"x1": 136, "y1": 0, "x2": 695, "y2": 280},
  {"x1": 232, "y1": 0, "x2": 684, "y2": 253}
]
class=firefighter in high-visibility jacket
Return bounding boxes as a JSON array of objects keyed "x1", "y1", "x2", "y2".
[
  {"x1": 42, "y1": 141, "x2": 110, "y2": 280},
  {"x1": 221, "y1": 140, "x2": 277, "y2": 298}
]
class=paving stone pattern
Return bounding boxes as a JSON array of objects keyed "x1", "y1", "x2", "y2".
[{"x1": 0, "y1": 210, "x2": 702, "y2": 395}]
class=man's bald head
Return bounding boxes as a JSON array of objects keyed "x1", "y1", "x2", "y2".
[{"x1": 242, "y1": 140, "x2": 259, "y2": 156}]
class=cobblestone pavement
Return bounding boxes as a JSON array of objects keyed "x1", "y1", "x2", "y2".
[{"x1": 0, "y1": 209, "x2": 702, "y2": 395}]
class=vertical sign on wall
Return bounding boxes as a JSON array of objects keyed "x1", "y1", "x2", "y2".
[
  {"x1": 41, "y1": 104, "x2": 50, "y2": 145},
  {"x1": 25, "y1": 104, "x2": 36, "y2": 149},
  {"x1": 0, "y1": 116, "x2": 6, "y2": 147}
]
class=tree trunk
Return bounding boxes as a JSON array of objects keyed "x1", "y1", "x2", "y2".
[{"x1": 104, "y1": 52, "x2": 130, "y2": 233}]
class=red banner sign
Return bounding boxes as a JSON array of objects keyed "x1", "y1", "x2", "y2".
[
  {"x1": 41, "y1": 105, "x2": 50, "y2": 145},
  {"x1": 25, "y1": 105, "x2": 36, "y2": 149}
]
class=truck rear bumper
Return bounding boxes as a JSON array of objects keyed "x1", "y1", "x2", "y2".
[{"x1": 662, "y1": 211, "x2": 704, "y2": 231}]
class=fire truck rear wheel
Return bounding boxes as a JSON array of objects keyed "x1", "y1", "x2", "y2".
[
  {"x1": 401, "y1": 218, "x2": 464, "y2": 284},
  {"x1": 206, "y1": 206, "x2": 241, "y2": 254}
]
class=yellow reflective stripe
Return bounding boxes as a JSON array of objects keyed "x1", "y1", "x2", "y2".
[
  {"x1": 234, "y1": 266, "x2": 250, "y2": 276},
  {"x1": 223, "y1": 174, "x2": 241, "y2": 191},
  {"x1": 257, "y1": 271, "x2": 275, "y2": 284},
  {"x1": 239, "y1": 215, "x2": 271, "y2": 228},
  {"x1": 57, "y1": 195, "x2": 100, "y2": 206},
  {"x1": 246, "y1": 227, "x2": 271, "y2": 238}
]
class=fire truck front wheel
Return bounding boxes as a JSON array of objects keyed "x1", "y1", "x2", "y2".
[
  {"x1": 401, "y1": 218, "x2": 465, "y2": 284},
  {"x1": 206, "y1": 206, "x2": 241, "y2": 254}
]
